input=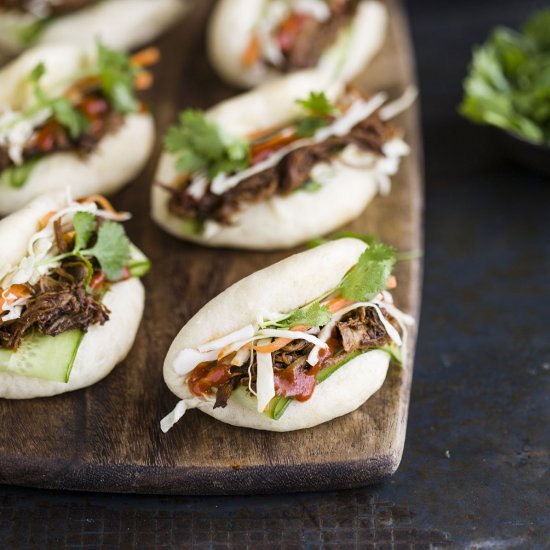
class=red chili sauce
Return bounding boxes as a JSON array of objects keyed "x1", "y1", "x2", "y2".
[
  {"x1": 188, "y1": 361, "x2": 233, "y2": 397},
  {"x1": 33, "y1": 93, "x2": 111, "y2": 154},
  {"x1": 187, "y1": 336, "x2": 341, "y2": 402},
  {"x1": 274, "y1": 336, "x2": 339, "y2": 401}
]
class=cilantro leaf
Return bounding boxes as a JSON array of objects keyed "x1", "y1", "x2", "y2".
[
  {"x1": 264, "y1": 300, "x2": 332, "y2": 330},
  {"x1": 96, "y1": 42, "x2": 139, "y2": 114},
  {"x1": 51, "y1": 97, "x2": 89, "y2": 139},
  {"x1": 81, "y1": 221, "x2": 131, "y2": 281},
  {"x1": 28, "y1": 62, "x2": 88, "y2": 139},
  {"x1": 297, "y1": 91, "x2": 337, "y2": 117},
  {"x1": 0, "y1": 159, "x2": 40, "y2": 188},
  {"x1": 296, "y1": 117, "x2": 328, "y2": 137},
  {"x1": 29, "y1": 62, "x2": 46, "y2": 85},
  {"x1": 523, "y1": 9, "x2": 550, "y2": 50},
  {"x1": 338, "y1": 243, "x2": 396, "y2": 302},
  {"x1": 460, "y1": 9, "x2": 550, "y2": 145},
  {"x1": 165, "y1": 110, "x2": 250, "y2": 178},
  {"x1": 296, "y1": 91, "x2": 338, "y2": 138},
  {"x1": 73, "y1": 212, "x2": 97, "y2": 251}
]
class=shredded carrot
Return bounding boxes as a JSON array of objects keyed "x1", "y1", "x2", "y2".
[
  {"x1": 133, "y1": 70, "x2": 153, "y2": 90},
  {"x1": 387, "y1": 275, "x2": 397, "y2": 289},
  {"x1": 39, "y1": 210, "x2": 56, "y2": 229},
  {"x1": 248, "y1": 339, "x2": 292, "y2": 354},
  {"x1": 79, "y1": 195, "x2": 117, "y2": 213},
  {"x1": 63, "y1": 75, "x2": 100, "y2": 103},
  {"x1": 326, "y1": 297, "x2": 353, "y2": 313},
  {"x1": 250, "y1": 129, "x2": 298, "y2": 161},
  {"x1": 242, "y1": 32, "x2": 261, "y2": 67},
  {"x1": 245, "y1": 325, "x2": 310, "y2": 354},
  {"x1": 0, "y1": 284, "x2": 31, "y2": 309},
  {"x1": 131, "y1": 47, "x2": 160, "y2": 68}
]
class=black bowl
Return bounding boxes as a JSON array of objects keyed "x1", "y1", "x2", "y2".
[{"x1": 497, "y1": 129, "x2": 550, "y2": 177}]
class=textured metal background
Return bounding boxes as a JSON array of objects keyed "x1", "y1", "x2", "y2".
[{"x1": 1, "y1": 0, "x2": 549, "y2": 547}]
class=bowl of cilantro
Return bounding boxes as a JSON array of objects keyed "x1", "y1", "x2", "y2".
[{"x1": 460, "y1": 10, "x2": 550, "y2": 176}]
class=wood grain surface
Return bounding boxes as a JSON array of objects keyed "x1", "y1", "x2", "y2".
[{"x1": 0, "y1": 0, "x2": 423, "y2": 495}]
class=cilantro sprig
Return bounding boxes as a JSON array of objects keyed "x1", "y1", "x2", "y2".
[
  {"x1": 96, "y1": 42, "x2": 140, "y2": 114},
  {"x1": 29, "y1": 62, "x2": 89, "y2": 139},
  {"x1": 74, "y1": 212, "x2": 131, "y2": 281},
  {"x1": 338, "y1": 244, "x2": 396, "y2": 302},
  {"x1": 45, "y1": 212, "x2": 132, "y2": 282},
  {"x1": 165, "y1": 110, "x2": 250, "y2": 178},
  {"x1": 460, "y1": 9, "x2": 550, "y2": 145},
  {"x1": 0, "y1": 158, "x2": 40, "y2": 188},
  {"x1": 296, "y1": 91, "x2": 339, "y2": 137},
  {"x1": 263, "y1": 300, "x2": 332, "y2": 330}
]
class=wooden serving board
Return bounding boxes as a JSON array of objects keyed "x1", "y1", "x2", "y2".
[{"x1": 0, "y1": 0, "x2": 422, "y2": 495}]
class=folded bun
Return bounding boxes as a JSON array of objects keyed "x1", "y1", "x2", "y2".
[
  {"x1": 0, "y1": 45, "x2": 154, "y2": 216},
  {"x1": 0, "y1": 0, "x2": 186, "y2": 55},
  {"x1": 151, "y1": 71, "x2": 391, "y2": 250},
  {"x1": 0, "y1": 193, "x2": 145, "y2": 399},
  {"x1": 152, "y1": 156, "x2": 380, "y2": 250},
  {"x1": 207, "y1": 0, "x2": 387, "y2": 88},
  {"x1": 163, "y1": 239, "x2": 391, "y2": 431}
]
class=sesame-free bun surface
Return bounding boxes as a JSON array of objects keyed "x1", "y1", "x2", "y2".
[
  {"x1": 0, "y1": 193, "x2": 145, "y2": 399},
  {"x1": 151, "y1": 71, "x2": 380, "y2": 250},
  {"x1": 0, "y1": 45, "x2": 154, "y2": 216},
  {"x1": 207, "y1": 0, "x2": 387, "y2": 88},
  {"x1": 0, "y1": 0, "x2": 186, "y2": 55},
  {"x1": 163, "y1": 239, "x2": 391, "y2": 431}
]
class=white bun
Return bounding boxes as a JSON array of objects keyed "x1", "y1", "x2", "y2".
[
  {"x1": 0, "y1": 193, "x2": 145, "y2": 399},
  {"x1": 163, "y1": 239, "x2": 390, "y2": 431},
  {"x1": 152, "y1": 154, "x2": 380, "y2": 250},
  {"x1": 207, "y1": 0, "x2": 387, "y2": 89},
  {"x1": 151, "y1": 71, "x2": 380, "y2": 250},
  {"x1": 0, "y1": 45, "x2": 155, "y2": 217},
  {"x1": 203, "y1": 350, "x2": 389, "y2": 431},
  {"x1": 0, "y1": 0, "x2": 186, "y2": 55}
]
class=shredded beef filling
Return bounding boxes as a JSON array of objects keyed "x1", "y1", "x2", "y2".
[
  {"x1": 167, "y1": 112, "x2": 394, "y2": 226},
  {"x1": 0, "y1": 259, "x2": 109, "y2": 351},
  {"x1": 0, "y1": 91, "x2": 123, "y2": 174},
  {"x1": 209, "y1": 306, "x2": 397, "y2": 409},
  {"x1": 281, "y1": 0, "x2": 359, "y2": 71},
  {"x1": 0, "y1": 0, "x2": 97, "y2": 16}
]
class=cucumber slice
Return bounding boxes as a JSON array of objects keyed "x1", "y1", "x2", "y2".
[
  {"x1": 267, "y1": 395, "x2": 292, "y2": 420},
  {"x1": 128, "y1": 244, "x2": 151, "y2": 278},
  {"x1": 0, "y1": 330, "x2": 83, "y2": 383}
]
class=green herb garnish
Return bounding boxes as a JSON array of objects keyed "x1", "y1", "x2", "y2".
[
  {"x1": 165, "y1": 110, "x2": 250, "y2": 178},
  {"x1": 264, "y1": 300, "x2": 332, "y2": 330},
  {"x1": 81, "y1": 221, "x2": 131, "y2": 281},
  {"x1": 96, "y1": 42, "x2": 140, "y2": 114},
  {"x1": 296, "y1": 91, "x2": 339, "y2": 137},
  {"x1": 460, "y1": 9, "x2": 550, "y2": 145},
  {"x1": 338, "y1": 243, "x2": 396, "y2": 302},
  {"x1": 29, "y1": 62, "x2": 89, "y2": 139},
  {"x1": 0, "y1": 158, "x2": 40, "y2": 188},
  {"x1": 45, "y1": 213, "x2": 133, "y2": 282}
]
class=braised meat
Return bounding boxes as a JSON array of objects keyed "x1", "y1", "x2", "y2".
[
  {"x1": 284, "y1": 0, "x2": 359, "y2": 71},
  {"x1": 336, "y1": 306, "x2": 394, "y2": 353},
  {"x1": 167, "y1": 112, "x2": 393, "y2": 225},
  {"x1": 0, "y1": 259, "x2": 109, "y2": 351},
  {"x1": 0, "y1": 93, "x2": 123, "y2": 174},
  {"x1": 193, "y1": 304, "x2": 398, "y2": 408}
]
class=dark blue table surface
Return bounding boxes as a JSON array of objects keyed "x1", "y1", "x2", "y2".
[{"x1": 1, "y1": 0, "x2": 549, "y2": 548}]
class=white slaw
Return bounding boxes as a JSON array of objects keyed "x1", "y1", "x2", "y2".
[{"x1": 162, "y1": 290, "x2": 413, "y2": 431}]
